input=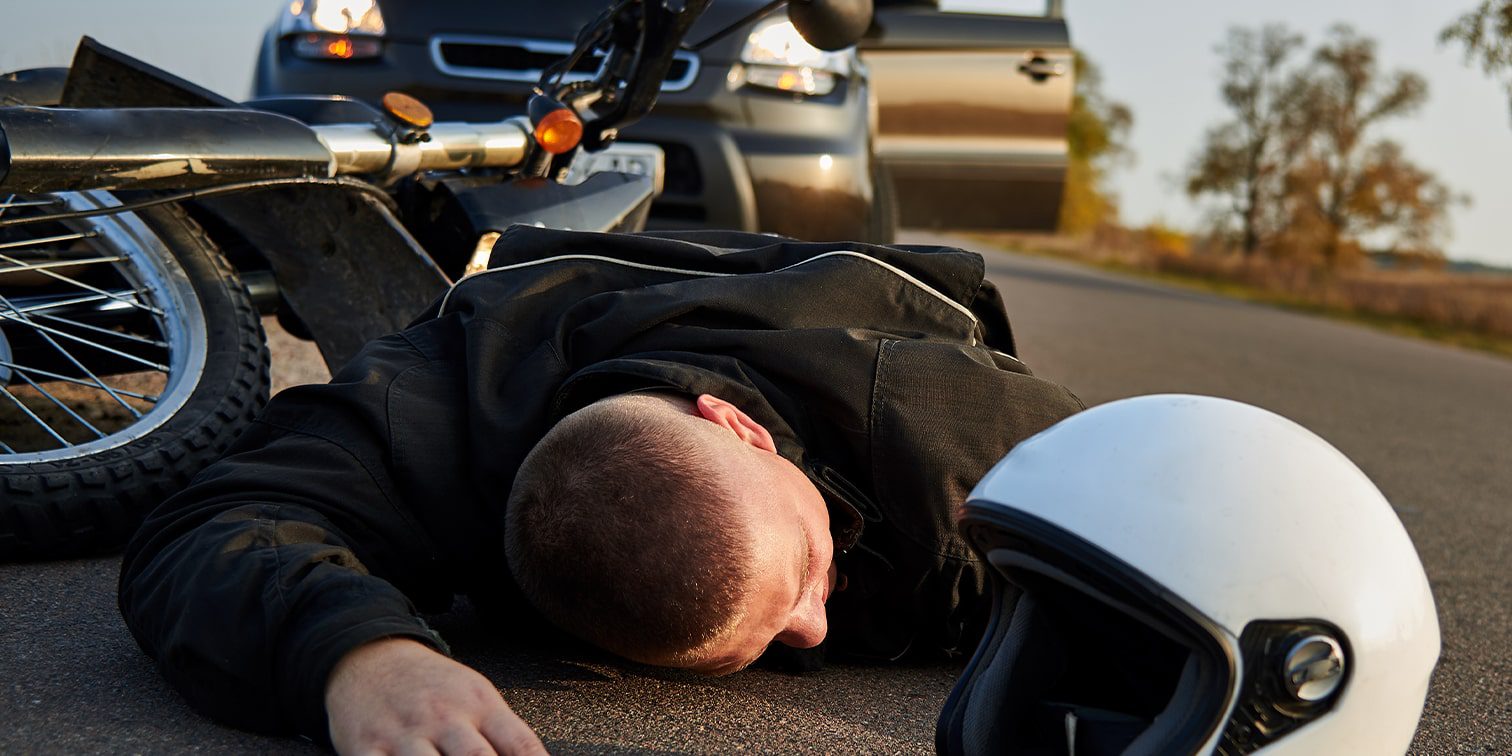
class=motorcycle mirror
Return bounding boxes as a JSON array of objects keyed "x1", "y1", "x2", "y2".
[{"x1": 788, "y1": 0, "x2": 873, "y2": 51}]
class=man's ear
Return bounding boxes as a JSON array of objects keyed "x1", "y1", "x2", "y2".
[{"x1": 694, "y1": 394, "x2": 777, "y2": 453}]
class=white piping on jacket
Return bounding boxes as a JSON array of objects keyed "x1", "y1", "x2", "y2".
[{"x1": 436, "y1": 250, "x2": 982, "y2": 335}]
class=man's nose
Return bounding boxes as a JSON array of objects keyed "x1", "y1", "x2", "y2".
[{"x1": 775, "y1": 597, "x2": 827, "y2": 648}]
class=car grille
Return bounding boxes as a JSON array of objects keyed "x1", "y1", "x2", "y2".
[{"x1": 431, "y1": 35, "x2": 699, "y2": 92}]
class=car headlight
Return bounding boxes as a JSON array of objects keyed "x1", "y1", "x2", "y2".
[
  {"x1": 739, "y1": 11, "x2": 853, "y2": 96},
  {"x1": 278, "y1": 0, "x2": 385, "y2": 60}
]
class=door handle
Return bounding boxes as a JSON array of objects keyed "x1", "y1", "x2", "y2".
[{"x1": 1017, "y1": 57, "x2": 1065, "y2": 82}]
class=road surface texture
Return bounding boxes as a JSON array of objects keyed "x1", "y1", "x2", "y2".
[{"x1": 2, "y1": 232, "x2": 1507, "y2": 753}]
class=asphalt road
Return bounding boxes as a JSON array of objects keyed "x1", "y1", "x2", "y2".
[{"x1": 2, "y1": 233, "x2": 1508, "y2": 753}]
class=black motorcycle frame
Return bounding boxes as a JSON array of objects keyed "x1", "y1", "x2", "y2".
[{"x1": 0, "y1": 0, "x2": 869, "y2": 561}]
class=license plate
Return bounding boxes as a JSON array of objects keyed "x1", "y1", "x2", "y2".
[{"x1": 565, "y1": 142, "x2": 666, "y2": 196}]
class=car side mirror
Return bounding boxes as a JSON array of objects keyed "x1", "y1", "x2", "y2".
[{"x1": 789, "y1": 0, "x2": 873, "y2": 51}]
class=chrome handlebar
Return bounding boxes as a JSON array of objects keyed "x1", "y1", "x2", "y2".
[{"x1": 312, "y1": 117, "x2": 533, "y2": 182}]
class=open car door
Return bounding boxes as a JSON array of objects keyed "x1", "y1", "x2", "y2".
[{"x1": 860, "y1": 1, "x2": 1072, "y2": 231}]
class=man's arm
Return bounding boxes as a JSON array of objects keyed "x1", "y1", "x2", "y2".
[
  {"x1": 118, "y1": 332, "x2": 542, "y2": 751},
  {"x1": 117, "y1": 417, "x2": 434, "y2": 735}
]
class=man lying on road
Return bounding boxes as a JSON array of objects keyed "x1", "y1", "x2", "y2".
[{"x1": 118, "y1": 226, "x2": 1082, "y2": 754}]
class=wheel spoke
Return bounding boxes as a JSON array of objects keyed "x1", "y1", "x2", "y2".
[
  {"x1": 0, "y1": 251, "x2": 164, "y2": 317},
  {"x1": 0, "y1": 231, "x2": 97, "y2": 253},
  {"x1": 0, "y1": 192, "x2": 244, "y2": 470},
  {"x1": 7, "y1": 367, "x2": 108, "y2": 440},
  {"x1": 0, "y1": 310, "x2": 169, "y2": 372},
  {"x1": 0, "y1": 384, "x2": 72, "y2": 449},
  {"x1": 0, "y1": 293, "x2": 143, "y2": 418},
  {"x1": 30, "y1": 311, "x2": 170, "y2": 349},
  {"x1": 0, "y1": 360, "x2": 159, "y2": 402},
  {"x1": 0, "y1": 253, "x2": 125, "y2": 277},
  {"x1": 11, "y1": 292, "x2": 121, "y2": 315},
  {"x1": 0, "y1": 198, "x2": 57, "y2": 210}
]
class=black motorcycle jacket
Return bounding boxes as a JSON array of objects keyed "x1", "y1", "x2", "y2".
[{"x1": 117, "y1": 226, "x2": 1083, "y2": 739}]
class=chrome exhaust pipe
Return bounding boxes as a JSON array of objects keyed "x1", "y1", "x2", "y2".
[
  {"x1": 0, "y1": 105, "x2": 535, "y2": 194},
  {"x1": 0, "y1": 106, "x2": 336, "y2": 194}
]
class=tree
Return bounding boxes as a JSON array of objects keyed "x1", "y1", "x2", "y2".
[
  {"x1": 1187, "y1": 24, "x2": 1461, "y2": 266},
  {"x1": 1285, "y1": 26, "x2": 1459, "y2": 264},
  {"x1": 1185, "y1": 25, "x2": 1307, "y2": 256},
  {"x1": 1442, "y1": 1, "x2": 1512, "y2": 117},
  {"x1": 1057, "y1": 52, "x2": 1132, "y2": 235}
]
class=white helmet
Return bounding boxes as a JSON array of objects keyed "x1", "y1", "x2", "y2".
[{"x1": 937, "y1": 395, "x2": 1439, "y2": 755}]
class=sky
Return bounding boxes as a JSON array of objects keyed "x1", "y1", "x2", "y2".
[
  {"x1": 3, "y1": 0, "x2": 1510, "y2": 266},
  {"x1": 1049, "y1": 0, "x2": 1512, "y2": 267}
]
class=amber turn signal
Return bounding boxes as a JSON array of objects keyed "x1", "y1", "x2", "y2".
[
  {"x1": 528, "y1": 94, "x2": 583, "y2": 155},
  {"x1": 532, "y1": 108, "x2": 583, "y2": 155}
]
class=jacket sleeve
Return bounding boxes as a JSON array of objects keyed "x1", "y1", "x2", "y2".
[{"x1": 118, "y1": 332, "x2": 454, "y2": 741}]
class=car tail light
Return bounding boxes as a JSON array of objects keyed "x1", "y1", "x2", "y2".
[
  {"x1": 291, "y1": 34, "x2": 382, "y2": 60},
  {"x1": 280, "y1": 0, "x2": 385, "y2": 60}
]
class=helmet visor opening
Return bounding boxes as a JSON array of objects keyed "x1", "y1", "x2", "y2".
[{"x1": 939, "y1": 507, "x2": 1236, "y2": 756}]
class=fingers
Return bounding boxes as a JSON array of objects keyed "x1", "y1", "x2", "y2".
[
  {"x1": 399, "y1": 708, "x2": 545, "y2": 756},
  {"x1": 324, "y1": 641, "x2": 547, "y2": 756},
  {"x1": 434, "y1": 724, "x2": 500, "y2": 756},
  {"x1": 357, "y1": 718, "x2": 539, "y2": 756},
  {"x1": 480, "y1": 707, "x2": 549, "y2": 756},
  {"x1": 394, "y1": 740, "x2": 443, "y2": 756}
]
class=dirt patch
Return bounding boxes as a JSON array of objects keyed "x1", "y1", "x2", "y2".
[{"x1": 265, "y1": 315, "x2": 331, "y2": 395}]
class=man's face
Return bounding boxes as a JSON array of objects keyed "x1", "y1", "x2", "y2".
[
  {"x1": 672, "y1": 394, "x2": 839, "y2": 675},
  {"x1": 690, "y1": 450, "x2": 838, "y2": 675}
]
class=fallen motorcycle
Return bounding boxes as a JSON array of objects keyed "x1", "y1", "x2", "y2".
[{"x1": 0, "y1": 0, "x2": 873, "y2": 560}]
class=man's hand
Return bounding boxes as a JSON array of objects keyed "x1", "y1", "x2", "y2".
[{"x1": 326, "y1": 637, "x2": 548, "y2": 755}]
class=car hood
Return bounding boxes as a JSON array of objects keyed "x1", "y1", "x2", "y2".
[{"x1": 379, "y1": 0, "x2": 772, "y2": 49}]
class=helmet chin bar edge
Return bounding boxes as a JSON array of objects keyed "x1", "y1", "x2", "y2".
[
  {"x1": 945, "y1": 395, "x2": 1437, "y2": 755},
  {"x1": 942, "y1": 506, "x2": 1349, "y2": 756}
]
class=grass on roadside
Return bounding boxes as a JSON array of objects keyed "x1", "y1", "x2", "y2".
[{"x1": 966, "y1": 231, "x2": 1512, "y2": 360}]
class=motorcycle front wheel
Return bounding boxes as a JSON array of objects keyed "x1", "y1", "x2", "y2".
[{"x1": 0, "y1": 192, "x2": 269, "y2": 560}]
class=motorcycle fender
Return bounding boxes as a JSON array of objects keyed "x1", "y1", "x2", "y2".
[
  {"x1": 60, "y1": 35, "x2": 238, "y2": 108},
  {"x1": 194, "y1": 185, "x2": 450, "y2": 372}
]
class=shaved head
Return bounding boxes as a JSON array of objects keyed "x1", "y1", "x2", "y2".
[
  {"x1": 504, "y1": 393, "x2": 755, "y2": 665},
  {"x1": 505, "y1": 392, "x2": 837, "y2": 672}
]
